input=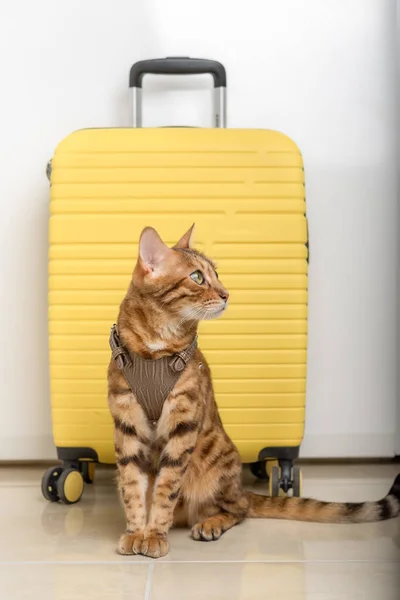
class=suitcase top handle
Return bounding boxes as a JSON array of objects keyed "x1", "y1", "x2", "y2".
[
  {"x1": 129, "y1": 57, "x2": 227, "y2": 129},
  {"x1": 129, "y1": 57, "x2": 227, "y2": 88}
]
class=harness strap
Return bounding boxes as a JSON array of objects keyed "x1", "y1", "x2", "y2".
[
  {"x1": 109, "y1": 324, "x2": 198, "y2": 423},
  {"x1": 168, "y1": 334, "x2": 199, "y2": 372}
]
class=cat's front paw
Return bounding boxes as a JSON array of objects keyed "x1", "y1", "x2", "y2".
[
  {"x1": 117, "y1": 531, "x2": 144, "y2": 555},
  {"x1": 140, "y1": 532, "x2": 169, "y2": 559}
]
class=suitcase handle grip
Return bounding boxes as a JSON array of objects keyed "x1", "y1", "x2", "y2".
[
  {"x1": 129, "y1": 57, "x2": 227, "y2": 128},
  {"x1": 129, "y1": 57, "x2": 226, "y2": 88}
]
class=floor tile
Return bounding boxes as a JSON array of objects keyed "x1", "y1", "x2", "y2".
[
  {"x1": 0, "y1": 564, "x2": 149, "y2": 600},
  {"x1": 0, "y1": 483, "x2": 128, "y2": 563},
  {"x1": 164, "y1": 516, "x2": 400, "y2": 563},
  {"x1": 0, "y1": 464, "x2": 398, "y2": 564},
  {"x1": 149, "y1": 561, "x2": 400, "y2": 600}
]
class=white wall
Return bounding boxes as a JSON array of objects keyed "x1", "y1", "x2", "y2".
[{"x1": 0, "y1": 0, "x2": 398, "y2": 459}]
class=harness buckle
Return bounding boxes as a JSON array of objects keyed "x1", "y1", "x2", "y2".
[
  {"x1": 110, "y1": 324, "x2": 132, "y2": 370},
  {"x1": 169, "y1": 354, "x2": 186, "y2": 372},
  {"x1": 112, "y1": 346, "x2": 132, "y2": 370}
]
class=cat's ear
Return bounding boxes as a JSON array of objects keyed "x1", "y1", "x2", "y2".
[
  {"x1": 138, "y1": 227, "x2": 170, "y2": 272},
  {"x1": 174, "y1": 223, "x2": 195, "y2": 249}
]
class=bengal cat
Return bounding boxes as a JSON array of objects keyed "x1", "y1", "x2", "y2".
[{"x1": 108, "y1": 225, "x2": 400, "y2": 559}]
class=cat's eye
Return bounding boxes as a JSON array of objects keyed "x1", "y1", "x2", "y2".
[{"x1": 190, "y1": 270, "x2": 205, "y2": 285}]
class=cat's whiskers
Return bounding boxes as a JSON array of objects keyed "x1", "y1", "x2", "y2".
[{"x1": 178, "y1": 304, "x2": 207, "y2": 326}]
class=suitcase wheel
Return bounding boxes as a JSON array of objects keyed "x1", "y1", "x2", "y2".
[
  {"x1": 41, "y1": 466, "x2": 84, "y2": 505},
  {"x1": 249, "y1": 461, "x2": 268, "y2": 480},
  {"x1": 79, "y1": 461, "x2": 95, "y2": 484},
  {"x1": 57, "y1": 468, "x2": 84, "y2": 505},
  {"x1": 41, "y1": 466, "x2": 63, "y2": 502},
  {"x1": 292, "y1": 466, "x2": 303, "y2": 497},
  {"x1": 266, "y1": 460, "x2": 279, "y2": 478},
  {"x1": 269, "y1": 466, "x2": 281, "y2": 497},
  {"x1": 249, "y1": 460, "x2": 280, "y2": 481},
  {"x1": 268, "y1": 462, "x2": 303, "y2": 498}
]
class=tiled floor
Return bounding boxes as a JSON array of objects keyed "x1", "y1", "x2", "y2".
[{"x1": 0, "y1": 463, "x2": 399, "y2": 599}]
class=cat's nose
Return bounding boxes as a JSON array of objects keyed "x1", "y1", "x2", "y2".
[{"x1": 219, "y1": 291, "x2": 229, "y2": 302}]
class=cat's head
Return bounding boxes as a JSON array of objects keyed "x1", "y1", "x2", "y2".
[{"x1": 132, "y1": 225, "x2": 229, "y2": 323}]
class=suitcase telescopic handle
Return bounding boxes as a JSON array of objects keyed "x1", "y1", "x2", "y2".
[{"x1": 129, "y1": 57, "x2": 227, "y2": 128}]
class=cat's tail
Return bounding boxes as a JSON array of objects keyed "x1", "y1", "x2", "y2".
[{"x1": 246, "y1": 473, "x2": 400, "y2": 524}]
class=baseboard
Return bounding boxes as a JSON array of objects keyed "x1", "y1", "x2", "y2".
[{"x1": 0, "y1": 433, "x2": 396, "y2": 462}]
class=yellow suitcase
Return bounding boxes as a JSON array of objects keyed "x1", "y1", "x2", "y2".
[{"x1": 43, "y1": 58, "x2": 308, "y2": 504}]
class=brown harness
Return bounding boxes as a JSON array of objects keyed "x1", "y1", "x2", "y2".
[{"x1": 109, "y1": 324, "x2": 198, "y2": 423}]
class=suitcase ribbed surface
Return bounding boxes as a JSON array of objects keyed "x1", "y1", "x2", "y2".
[{"x1": 49, "y1": 128, "x2": 307, "y2": 463}]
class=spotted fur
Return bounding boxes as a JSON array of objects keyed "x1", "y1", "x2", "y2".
[{"x1": 108, "y1": 225, "x2": 400, "y2": 559}]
